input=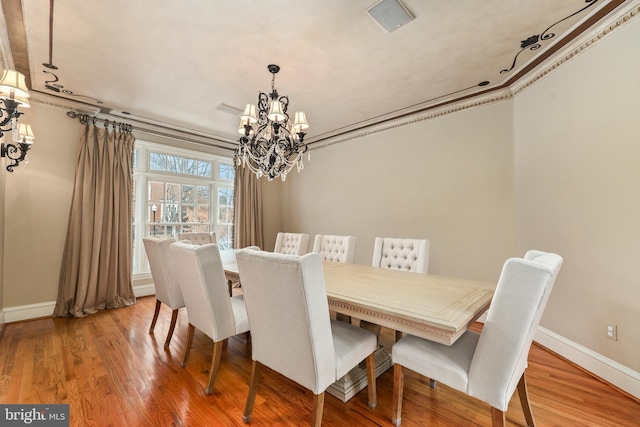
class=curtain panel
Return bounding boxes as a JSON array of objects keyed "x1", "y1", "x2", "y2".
[
  {"x1": 54, "y1": 120, "x2": 136, "y2": 317},
  {"x1": 233, "y1": 165, "x2": 264, "y2": 249}
]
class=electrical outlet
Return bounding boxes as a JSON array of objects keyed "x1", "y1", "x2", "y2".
[{"x1": 607, "y1": 324, "x2": 617, "y2": 341}]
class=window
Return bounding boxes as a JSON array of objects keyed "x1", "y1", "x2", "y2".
[{"x1": 132, "y1": 142, "x2": 234, "y2": 276}]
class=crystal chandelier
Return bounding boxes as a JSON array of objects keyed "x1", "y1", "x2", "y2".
[{"x1": 235, "y1": 64, "x2": 309, "y2": 181}]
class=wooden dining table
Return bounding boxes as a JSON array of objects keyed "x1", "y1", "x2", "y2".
[
  {"x1": 221, "y1": 249, "x2": 495, "y2": 345},
  {"x1": 322, "y1": 261, "x2": 495, "y2": 346},
  {"x1": 220, "y1": 249, "x2": 496, "y2": 401}
]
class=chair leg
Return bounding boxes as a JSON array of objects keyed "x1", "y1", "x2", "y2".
[
  {"x1": 517, "y1": 373, "x2": 536, "y2": 426},
  {"x1": 311, "y1": 392, "x2": 325, "y2": 427},
  {"x1": 164, "y1": 309, "x2": 179, "y2": 347},
  {"x1": 490, "y1": 407, "x2": 506, "y2": 427},
  {"x1": 204, "y1": 340, "x2": 224, "y2": 395},
  {"x1": 181, "y1": 324, "x2": 195, "y2": 368},
  {"x1": 391, "y1": 364, "x2": 404, "y2": 426},
  {"x1": 243, "y1": 360, "x2": 262, "y2": 424},
  {"x1": 149, "y1": 300, "x2": 161, "y2": 333},
  {"x1": 227, "y1": 279, "x2": 233, "y2": 297},
  {"x1": 395, "y1": 330, "x2": 403, "y2": 342},
  {"x1": 365, "y1": 353, "x2": 377, "y2": 409}
]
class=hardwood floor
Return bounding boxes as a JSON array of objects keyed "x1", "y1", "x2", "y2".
[{"x1": 0, "y1": 295, "x2": 638, "y2": 426}]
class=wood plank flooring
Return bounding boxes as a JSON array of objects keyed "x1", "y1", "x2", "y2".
[{"x1": 0, "y1": 295, "x2": 638, "y2": 426}]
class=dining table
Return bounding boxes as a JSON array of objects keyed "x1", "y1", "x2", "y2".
[{"x1": 220, "y1": 248, "x2": 496, "y2": 401}]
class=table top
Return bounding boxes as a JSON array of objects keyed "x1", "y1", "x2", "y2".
[
  {"x1": 322, "y1": 262, "x2": 494, "y2": 345},
  {"x1": 221, "y1": 250, "x2": 495, "y2": 346},
  {"x1": 220, "y1": 249, "x2": 240, "y2": 282}
]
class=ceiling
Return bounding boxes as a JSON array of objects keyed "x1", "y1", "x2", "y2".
[{"x1": 0, "y1": 0, "x2": 631, "y2": 150}]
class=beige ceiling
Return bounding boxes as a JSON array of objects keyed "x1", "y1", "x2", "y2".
[{"x1": 0, "y1": 0, "x2": 630, "y2": 149}]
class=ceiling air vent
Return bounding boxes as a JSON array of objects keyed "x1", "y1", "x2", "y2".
[
  {"x1": 366, "y1": 0, "x2": 415, "y2": 33},
  {"x1": 216, "y1": 103, "x2": 243, "y2": 115}
]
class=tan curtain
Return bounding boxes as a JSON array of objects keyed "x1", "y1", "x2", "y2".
[
  {"x1": 233, "y1": 164, "x2": 264, "y2": 249},
  {"x1": 54, "y1": 119, "x2": 136, "y2": 317}
]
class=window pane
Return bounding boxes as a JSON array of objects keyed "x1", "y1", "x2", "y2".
[
  {"x1": 197, "y1": 186, "x2": 210, "y2": 204},
  {"x1": 196, "y1": 205, "x2": 209, "y2": 223},
  {"x1": 219, "y1": 164, "x2": 235, "y2": 181},
  {"x1": 167, "y1": 155, "x2": 182, "y2": 173},
  {"x1": 181, "y1": 205, "x2": 195, "y2": 223},
  {"x1": 182, "y1": 185, "x2": 195, "y2": 203},
  {"x1": 198, "y1": 161, "x2": 212, "y2": 177},
  {"x1": 150, "y1": 152, "x2": 165, "y2": 171},
  {"x1": 217, "y1": 187, "x2": 234, "y2": 206},
  {"x1": 149, "y1": 181, "x2": 164, "y2": 203},
  {"x1": 164, "y1": 204, "x2": 180, "y2": 223},
  {"x1": 195, "y1": 224, "x2": 209, "y2": 232},
  {"x1": 149, "y1": 204, "x2": 159, "y2": 222},
  {"x1": 165, "y1": 183, "x2": 180, "y2": 203},
  {"x1": 217, "y1": 224, "x2": 231, "y2": 250},
  {"x1": 184, "y1": 158, "x2": 197, "y2": 175}
]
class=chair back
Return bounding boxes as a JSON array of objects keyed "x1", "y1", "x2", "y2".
[
  {"x1": 236, "y1": 250, "x2": 336, "y2": 394},
  {"x1": 274, "y1": 232, "x2": 310, "y2": 255},
  {"x1": 177, "y1": 232, "x2": 217, "y2": 245},
  {"x1": 170, "y1": 241, "x2": 237, "y2": 342},
  {"x1": 468, "y1": 250, "x2": 563, "y2": 410},
  {"x1": 371, "y1": 237, "x2": 430, "y2": 273},
  {"x1": 312, "y1": 234, "x2": 357, "y2": 263},
  {"x1": 143, "y1": 237, "x2": 184, "y2": 309}
]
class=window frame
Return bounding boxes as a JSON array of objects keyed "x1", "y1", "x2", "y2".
[{"x1": 132, "y1": 140, "x2": 234, "y2": 277}]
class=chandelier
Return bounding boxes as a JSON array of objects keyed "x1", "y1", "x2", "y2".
[
  {"x1": 0, "y1": 69, "x2": 34, "y2": 172},
  {"x1": 235, "y1": 64, "x2": 309, "y2": 181}
]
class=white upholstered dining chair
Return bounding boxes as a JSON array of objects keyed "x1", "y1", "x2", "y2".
[
  {"x1": 365, "y1": 237, "x2": 431, "y2": 340},
  {"x1": 312, "y1": 234, "x2": 357, "y2": 263},
  {"x1": 235, "y1": 249, "x2": 378, "y2": 426},
  {"x1": 177, "y1": 231, "x2": 217, "y2": 245},
  {"x1": 170, "y1": 241, "x2": 250, "y2": 395},
  {"x1": 391, "y1": 250, "x2": 563, "y2": 427},
  {"x1": 143, "y1": 237, "x2": 185, "y2": 347},
  {"x1": 274, "y1": 232, "x2": 310, "y2": 255},
  {"x1": 371, "y1": 237, "x2": 430, "y2": 273},
  {"x1": 313, "y1": 234, "x2": 357, "y2": 324}
]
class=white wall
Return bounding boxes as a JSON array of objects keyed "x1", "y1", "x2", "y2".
[
  {"x1": 514, "y1": 19, "x2": 640, "y2": 372},
  {"x1": 279, "y1": 99, "x2": 516, "y2": 282},
  {"x1": 3, "y1": 103, "x2": 78, "y2": 308}
]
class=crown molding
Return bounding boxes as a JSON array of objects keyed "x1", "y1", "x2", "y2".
[
  {"x1": 312, "y1": 0, "x2": 640, "y2": 150},
  {"x1": 511, "y1": 0, "x2": 640, "y2": 97},
  {"x1": 311, "y1": 88, "x2": 514, "y2": 150}
]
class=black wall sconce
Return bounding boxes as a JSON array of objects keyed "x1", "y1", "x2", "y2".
[{"x1": 0, "y1": 69, "x2": 34, "y2": 172}]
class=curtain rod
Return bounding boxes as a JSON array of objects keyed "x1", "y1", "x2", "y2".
[
  {"x1": 67, "y1": 111, "x2": 133, "y2": 133},
  {"x1": 65, "y1": 110, "x2": 237, "y2": 152}
]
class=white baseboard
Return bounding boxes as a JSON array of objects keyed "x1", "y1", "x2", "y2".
[
  {"x1": 4, "y1": 301, "x2": 56, "y2": 323},
  {"x1": 3, "y1": 284, "x2": 156, "y2": 323},
  {"x1": 535, "y1": 326, "x2": 640, "y2": 399},
  {"x1": 133, "y1": 283, "x2": 156, "y2": 298}
]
